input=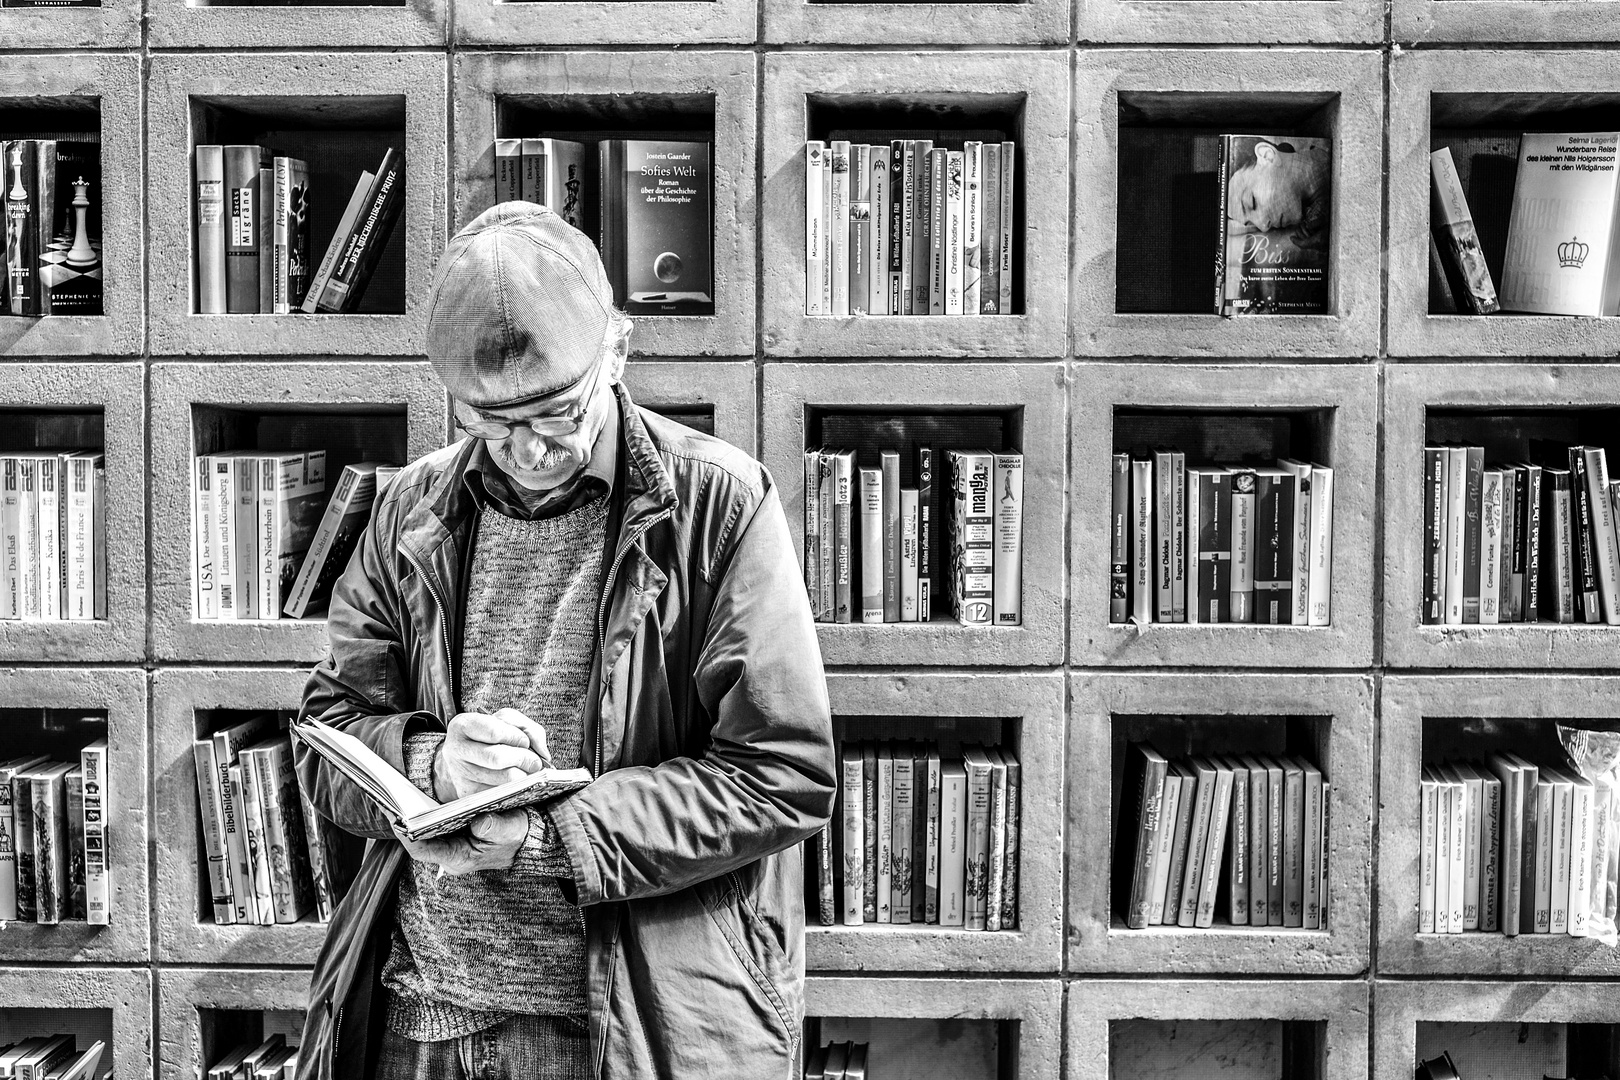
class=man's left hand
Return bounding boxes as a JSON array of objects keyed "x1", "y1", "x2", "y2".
[{"x1": 395, "y1": 810, "x2": 529, "y2": 876}]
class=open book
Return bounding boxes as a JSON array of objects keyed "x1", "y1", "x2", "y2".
[{"x1": 292, "y1": 718, "x2": 592, "y2": 842}]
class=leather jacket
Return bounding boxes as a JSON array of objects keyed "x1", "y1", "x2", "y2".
[{"x1": 292, "y1": 385, "x2": 836, "y2": 1080}]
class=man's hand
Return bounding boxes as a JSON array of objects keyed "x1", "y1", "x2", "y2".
[
  {"x1": 395, "y1": 811, "x2": 529, "y2": 876},
  {"x1": 432, "y1": 707, "x2": 552, "y2": 803}
]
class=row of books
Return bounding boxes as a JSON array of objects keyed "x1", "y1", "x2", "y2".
[
  {"x1": 1421, "y1": 443, "x2": 1620, "y2": 625},
  {"x1": 1110, "y1": 452, "x2": 1335, "y2": 626},
  {"x1": 1, "y1": 452, "x2": 106, "y2": 622},
  {"x1": 192, "y1": 715, "x2": 348, "y2": 926},
  {"x1": 492, "y1": 137, "x2": 715, "y2": 316},
  {"x1": 206, "y1": 1034, "x2": 298, "y2": 1080},
  {"x1": 2, "y1": 139, "x2": 103, "y2": 317},
  {"x1": 192, "y1": 454, "x2": 396, "y2": 621},
  {"x1": 811, "y1": 741, "x2": 1021, "y2": 931},
  {"x1": 1117, "y1": 743, "x2": 1329, "y2": 930},
  {"x1": 1422, "y1": 753, "x2": 1616, "y2": 938},
  {"x1": 804, "y1": 139, "x2": 1016, "y2": 317},
  {"x1": 0, "y1": 740, "x2": 110, "y2": 925},
  {"x1": 193, "y1": 145, "x2": 402, "y2": 315},
  {"x1": 803, "y1": 1042, "x2": 870, "y2": 1080},
  {"x1": 0, "y1": 1036, "x2": 105, "y2": 1080},
  {"x1": 803, "y1": 447, "x2": 1023, "y2": 627}
]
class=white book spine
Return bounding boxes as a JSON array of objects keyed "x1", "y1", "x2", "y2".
[
  {"x1": 1572, "y1": 779, "x2": 1595, "y2": 937},
  {"x1": 944, "y1": 151, "x2": 964, "y2": 316},
  {"x1": 1462, "y1": 772, "x2": 1481, "y2": 930},
  {"x1": 829, "y1": 141, "x2": 850, "y2": 317},
  {"x1": 875, "y1": 749, "x2": 892, "y2": 923},
  {"x1": 900, "y1": 488, "x2": 920, "y2": 622},
  {"x1": 193, "y1": 740, "x2": 233, "y2": 924},
  {"x1": 211, "y1": 457, "x2": 239, "y2": 619},
  {"x1": 193, "y1": 457, "x2": 217, "y2": 619},
  {"x1": 1583, "y1": 447, "x2": 1620, "y2": 623},
  {"x1": 985, "y1": 754, "x2": 1007, "y2": 931},
  {"x1": 1447, "y1": 778, "x2": 1466, "y2": 933},
  {"x1": 63, "y1": 456, "x2": 92, "y2": 621},
  {"x1": 1131, "y1": 458, "x2": 1153, "y2": 623},
  {"x1": 218, "y1": 751, "x2": 256, "y2": 924},
  {"x1": 1, "y1": 458, "x2": 19, "y2": 620},
  {"x1": 858, "y1": 468, "x2": 883, "y2": 623},
  {"x1": 1435, "y1": 776, "x2": 1453, "y2": 933},
  {"x1": 1551, "y1": 778, "x2": 1573, "y2": 935},
  {"x1": 1419, "y1": 775, "x2": 1437, "y2": 934},
  {"x1": 993, "y1": 453, "x2": 1023, "y2": 626},
  {"x1": 81, "y1": 741, "x2": 109, "y2": 926},
  {"x1": 1147, "y1": 770, "x2": 1181, "y2": 925},
  {"x1": 1445, "y1": 447, "x2": 1466, "y2": 625},
  {"x1": 1307, "y1": 466, "x2": 1334, "y2": 626},
  {"x1": 235, "y1": 759, "x2": 274, "y2": 926},
  {"x1": 234, "y1": 456, "x2": 257, "y2": 620},
  {"x1": 939, "y1": 765, "x2": 967, "y2": 927},
  {"x1": 258, "y1": 457, "x2": 279, "y2": 619},
  {"x1": 0, "y1": 766, "x2": 17, "y2": 919},
  {"x1": 924, "y1": 751, "x2": 941, "y2": 923},
  {"x1": 869, "y1": 144, "x2": 890, "y2": 317},
  {"x1": 841, "y1": 749, "x2": 864, "y2": 926},
  {"x1": 1534, "y1": 779, "x2": 1554, "y2": 933},
  {"x1": 35, "y1": 458, "x2": 59, "y2": 621},
  {"x1": 17, "y1": 458, "x2": 38, "y2": 620},
  {"x1": 962, "y1": 142, "x2": 982, "y2": 317},
  {"x1": 1481, "y1": 469, "x2": 1504, "y2": 624},
  {"x1": 272, "y1": 157, "x2": 290, "y2": 313}
]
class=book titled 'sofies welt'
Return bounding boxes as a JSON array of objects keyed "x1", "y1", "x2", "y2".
[
  {"x1": 1499, "y1": 132, "x2": 1620, "y2": 316},
  {"x1": 1215, "y1": 134, "x2": 1331, "y2": 316},
  {"x1": 599, "y1": 140, "x2": 714, "y2": 316}
]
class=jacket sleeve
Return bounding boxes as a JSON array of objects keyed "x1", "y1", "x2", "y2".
[
  {"x1": 546, "y1": 480, "x2": 837, "y2": 906},
  {"x1": 294, "y1": 490, "x2": 444, "y2": 840}
]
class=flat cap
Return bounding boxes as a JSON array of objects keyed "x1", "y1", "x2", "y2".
[{"x1": 426, "y1": 201, "x2": 615, "y2": 408}]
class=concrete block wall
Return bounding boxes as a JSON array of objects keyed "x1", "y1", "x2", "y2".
[{"x1": 2, "y1": 4, "x2": 1617, "y2": 1078}]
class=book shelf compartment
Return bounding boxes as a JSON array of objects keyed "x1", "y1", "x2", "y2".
[
  {"x1": 0, "y1": 668, "x2": 148, "y2": 965},
  {"x1": 1074, "y1": 51, "x2": 1383, "y2": 358},
  {"x1": 149, "y1": 361, "x2": 447, "y2": 664},
  {"x1": 1072, "y1": 363, "x2": 1376, "y2": 670},
  {"x1": 621, "y1": 360, "x2": 757, "y2": 456},
  {"x1": 1069, "y1": 673, "x2": 1372, "y2": 975},
  {"x1": 146, "y1": 54, "x2": 446, "y2": 357},
  {"x1": 0, "y1": 968, "x2": 150, "y2": 1080},
  {"x1": 807, "y1": 1016, "x2": 1019, "y2": 1080},
  {"x1": 765, "y1": 0, "x2": 1067, "y2": 47},
  {"x1": 147, "y1": 0, "x2": 447, "y2": 51},
  {"x1": 157, "y1": 968, "x2": 309, "y2": 1080},
  {"x1": 765, "y1": 362, "x2": 1065, "y2": 667},
  {"x1": 1376, "y1": 981, "x2": 1620, "y2": 1080},
  {"x1": 760, "y1": 51, "x2": 1069, "y2": 358},
  {"x1": 809, "y1": 673, "x2": 1063, "y2": 973},
  {"x1": 1389, "y1": 53, "x2": 1620, "y2": 356},
  {"x1": 0, "y1": 56, "x2": 142, "y2": 358},
  {"x1": 454, "y1": 52, "x2": 755, "y2": 359}
]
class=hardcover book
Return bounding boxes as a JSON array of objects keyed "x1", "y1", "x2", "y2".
[
  {"x1": 38, "y1": 141, "x2": 102, "y2": 316},
  {"x1": 600, "y1": 140, "x2": 713, "y2": 316},
  {"x1": 858, "y1": 466, "x2": 882, "y2": 623},
  {"x1": 284, "y1": 461, "x2": 382, "y2": 619},
  {"x1": 271, "y1": 156, "x2": 310, "y2": 314},
  {"x1": 1118, "y1": 742, "x2": 1169, "y2": 930},
  {"x1": 1110, "y1": 452, "x2": 1129, "y2": 624},
  {"x1": 1215, "y1": 134, "x2": 1331, "y2": 316},
  {"x1": 1430, "y1": 146, "x2": 1500, "y2": 315},
  {"x1": 1500, "y1": 132, "x2": 1620, "y2": 316},
  {"x1": 223, "y1": 145, "x2": 269, "y2": 314},
  {"x1": 992, "y1": 451, "x2": 1023, "y2": 626},
  {"x1": 4, "y1": 140, "x2": 40, "y2": 316},
  {"x1": 947, "y1": 449, "x2": 994, "y2": 625},
  {"x1": 315, "y1": 147, "x2": 404, "y2": 315}
]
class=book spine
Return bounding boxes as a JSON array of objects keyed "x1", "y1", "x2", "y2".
[
  {"x1": 1526, "y1": 465, "x2": 1544, "y2": 619},
  {"x1": 861, "y1": 745, "x2": 876, "y2": 922},
  {"x1": 1444, "y1": 447, "x2": 1466, "y2": 624},
  {"x1": 1307, "y1": 466, "x2": 1334, "y2": 626},
  {"x1": 1303, "y1": 770, "x2": 1323, "y2": 929},
  {"x1": 918, "y1": 446, "x2": 933, "y2": 622},
  {"x1": 63, "y1": 456, "x2": 90, "y2": 621},
  {"x1": 1229, "y1": 764, "x2": 1250, "y2": 925},
  {"x1": 251, "y1": 747, "x2": 298, "y2": 923},
  {"x1": 1437, "y1": 777, "x2": 1456, "y2": 931},
  {"x1": 0, "y1": 769, "x2": 16, "y2": 920},
  {"x1": 875, "y1": 748, "x2": 892, "y2": 923},
  {"x1": 4, "y1": 140, "x2": 39, "y2": 316},
  {"x1": 1131, "y1": 458, "x2": 1153, "y2": 623},
  {"x1": 317, "y1": 151, "x2": 403, "y2": 314},
  {"x1": 985, "y1": 756, "x2": 1006, "y2": 930},
  {"x1": 1509, "y1": 464, "x2": 1529, "y2": 620},
  {"x1": 1215, "y1": 135, "x2": 1231, "y2": 312},
  {"x1": 285, "y1": 464, "x2": 358, "y2": 619},
  {"x1": 891, "y1": 752, "x2": 913, "y2": 924},
  {"x1": 833, "y1": 451, "x2": 854, "y2": 623},
  {"x1": 90, "y1": 456, "x2": 104, "y2": 622},
  {"x1": 911, "y1": 141, "x2": 933, "y2": 315},
  {"x1": 1583, "y1": 447, "x2": 1620, "y2": 623},
  {"x1": 234, "y1": 457, "x2": 257, "y2": 620},
  {"x1": 924, "y1": 751, "x2": 941, "y2": 923},
  {"x1": 31, "y1": 141, "x2": 55, "y2": 317},
  {"x1": 981, "y1": 141, "x2": 1001, "y2": 314},
  {"x1": 193, "y1": 740, "x2": 233, "y2": 924},
  {"x1": 1594, "y1": 785, "x2": 1615, "y2": 933},
  {"x1": 1283, "y1": 764, "x2": 1305, "y2": 927},
  {"x1": 65, "y1": 770, "x2": 85, "y2": 920},
  {"x1": 1551, "y1": 780, "x2": 1572, "y2": 935},
  {"x1": 858, "y1": 467, "x2": 883, "y2": 623},
  {"x1": 1229, "y1": 471, "x2": 1257, "y2": 623},
  {"x1": 235, "y1": 758, "x2": 274, "y2": 925},
  {"x1": 910, "y1": 746, "x2": 928, "y2": 923},
  {"x1": 1482, "y1": 774, "x2": 1502, "y2": 933},
  {"x1": 1423, "y1": 448, "x2": 1445, "y2": 623},
  {"x1": 1518, "y1": 762, "x2": 1540, "y2": 935},
  {"x1": 81, "y1": 743, "x2": 108, "y2": 925},
  {"x1": 961, "y1": 143, "x2": 981, "y2": 316},
  {"x1": 301, "y1": 168, "x2": 373, "y2": 314},
  {"x1": 1462, "y1": 775, "x2": 1481, "y2": 929},
  {"x1": 1552, "y1": 474, "x2": 1576, "y2": 623},
  {"x1": 1153, "y1": 448, "x2": 1174, "y2": 622},
  {"x1": 939, "y1": 766, "x2": 966, "y2": 927},
  {"x1": 1534, "y1": 778, "x2": 1553, "y2": 932},
  {"x1": 964, "y1": 755, "x2": 991, "y2": 930},
  {"x1": 36, "y1": 457, "x2": 58, "y2": 621},
  {"x1": 1257, "y1": 471, "x2": 1295, "y2": 625},
  {"x1": 818, "y1": 454, "x2": 836, "y2": 621},
  {"x1": 257, "y1": 165, "x2": 273, "y2": 313},
  {"x1": 1196, "y1": 768, "x2": 1234, "y2": 928},
  {"x1": 998, "y1": 142, "x2": 1014, "y2": 315},
  {"x1": 1429, "y1": 147, "x2": 1501, "y2": 315},
  {"x1": 804, "y1": 142, "x2": 825, "y2": 317},
  {"x1": 1481, "y1": 469, "x2": 1504, "y2": 624},
  {"x1": 217, "y1": 745, "x2": 256, "y2": 924},
  {"x1": 949, "y1": 451, "x2": 994, "y2": 625},
  {"x1": 869, "y1": 144, "x2": 890, "y2": 317},
  {"x1": 193, "y1": 457, "x2": 217, "y2": 619},
  {"x1": 32, "y1": 772, "x2": 67, "y2": 924},
  {"x1": 1177, "y1": 765, "x2": 1214, "y2": 928},
  {"x1": 272, "y1": 158, "x2": 291, "y2": 313},
  {"x1": 1124, "y1": 750, "x2": 1165, "y2": 929},
  {"x1": 15, "y1": 458, "x2": 38, "y2": 620},
  {"x1": 1572, "y1": 781, "x2": 1594, "y2": 937},
  {"x1": 1110, "y1": 452, "x2": 1129, "y2": 623},
  {"x1": 1244, "y1": 761, "x2": 1267, "y2": 926},
  {"x1": 258, "y1": 457, "x2": 279, "y2": 619},
  {"x1": 829, "y1": 141, "x2": 850, "y2": 317},
  {"x1": 1462, "y1": 445, "x2": 1484, "y2": 624},
  {"x1": 1572, "y1": 448, "x2": 1600, "y2": 622},
  {"x1": 1500, "y1": 467, "x2": 1518, "y2": 622},
  {"x1": 209, "y1": 458, "x2": 237, "y2": 619},
  {"x1": 889, "y1": 141, "x2": 906, "y2": 315},
  {"x1": 298, "y1": 787, "x2": 337, "y2": 923},
  {"x1": 848, "y1": 145, "x2": 870, "y2": 316},
  {"x1": 222, "y1": 146, "x2": 260, "y2": 313},
  {"x1": 520, "y1": 138, "x2": 544, "y2": 205},
  {"x1": 1147, "y1": 770, "x2": 1181, "y2": 925},
  {"x1": 900, "y1": 488, "x2": 920, "y2": 623},
  {"x1": 1162, "y1": 774, "x2": 1194, "y2": 925},
  {"x1": 1419, "y1": 774, "x2": 1436, "y2": 933},
  {"x1": 1, "y1": 459, "x2": 18, "y2": 621},
  {"x1": 929, "y1": 149, "x2": 948, "y2": 316},
  {"x1": 993, "y1": 452, "x2": 1023, "y2": 626},
  {"x1": 12, "y1": 774, "x2": 35, "y2": 920},
  {"x1": 999, "y1": 757, "x2": 1019, "y2": 930},
  {"x1": 1288, "y1": 463, "x2": 1311, "y2": 625},
  {"x1": 803, "y1": 450, "x2": 821, "y2": 620},
  {"x1": 1171, "y1": 451, "x2": 1188, "y2": 623},
  {"x1": 881, "y1": 449, "x2": 900, "y2": 622}
]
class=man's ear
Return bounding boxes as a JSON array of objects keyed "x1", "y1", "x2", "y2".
[
  {"x1": 606, "y1": 316, "x2": 633, "y2": 384},
  {"x1": 1254, "y1": 142, "x2": 1279, "y2": 165}
]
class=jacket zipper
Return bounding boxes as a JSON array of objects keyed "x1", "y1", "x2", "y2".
[
  {"x1": 401, "y1": 547, "x2": 455, "y2": 709},
  {"x1": 593, "y1": 509, "x2": 672, "y2": 778}
]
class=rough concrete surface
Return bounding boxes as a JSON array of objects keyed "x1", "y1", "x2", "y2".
[
  {"x1": 1393, "y1": 0, "x2": 1620, "y2": 48},
  {"x1": 1070, "y1": 362, "x2": 1377, "y2": 669},
  {"x1": 0, "y1": 668, "x2": 149, "y2": 964},
  {"x1": 1078, "y1": 0, "x2": 1379, "y2": 44},
  {"x1": 0, "y1": 363, "x2": 146, "y2": 662},
  {"x1": 1383, "y1": 364, "x2": 1620, "y2": 670},
  {"x1": 623, "y1": 359, "x2": 758, "y2": 457},
  {"x1": 0, "y1": 968, "x2": 152, "y2": 1080},
  {"x1": 1379, "y1": 675, "x2": 1620, "y2": 977},
  {"x1": 453, "y1": 52, "x2": 756, "y2": 359},
  {"x1": 763, "y1": 362, "x2": 1066, "y2": 667},
  {"x1": 457, "y1": 0, "x2": 756, "y2": 46},
  {"x1": 147, "y1": 362, "x2": 448, "y2": 664},
  {"x1": 1067, "y1": 673, "x2": 1374, "y2": 975},
  {"x1": 807, "y1": 673, "x2": 1064, "y2": 973},
  {"x1": 760, "y1": 51, "x2": 1070, "y2": 359},
  {"x1": 1072, "y1": 50, "x2": 1384, "y2": 359},
  {"x1": 147, "y1": 0, "x2": 446, "y2": 49},
  {"x1": 0, "y1": 1, "x2": 139, "y2": 48},
  {"x1": 157, "y1": 967, "x2": 310, "y2": 1080},
  {"x1": 766, "y1": 0, "x2": 1066, "y2": 48},
  {"x1": 144, "y1": 53, "x2": 447, "y2": 357},
  {"x1": 0, "y1": 55, "x2": 143, "y2": 358}
]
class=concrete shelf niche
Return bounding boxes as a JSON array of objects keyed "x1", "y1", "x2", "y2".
[
  {"x1": 453, "y1": 52, "x2": 755, "y2": 360},
  {"x1": 158, "y1": 968, "x2": 310, "y2": 1080},
  {"x1": 148, "y1": 361, "x2": 447, "y2": 665},
  {"x1": 1379, "y1": 675, "x2": 1620, "y2": 977},
  {"x1": 1383, "y1": 364, "x2": 1620, "y2": 669},
  {"x1": 1377, "y1": 981, "x2": 1620, "y2": 1080},
  {"x1": 146, "y1": 0, "x2": 446, "y2": 50},
  {"x1": 1071, "y1": 363, "x2": 1376, "y2": 669},
  {"x1": 0, "y1": 363, "x2": 144, "y2": 662},
  {"x1": 760, "y1": 51, "x2": 1069, "y2": 359},
  {"x1": 1389, "y1": 52, "x2": 1620, "y2": 357},
  {"x1": 1068, "y1": 673, "x2": 1373, "y2": 975},
  {"x1": 763, "y1": 362, "x2": 1065, "y2": 667},
  {"x1": 152, "y1": 668, "x2": 337, "y2": 967},
  {"x1": 0, "y1": 968, "x2": 151, "y2": 1080},
  {"x1": 807, "y1": 672, "x2": 1063, "y2": 974},
  {"x1": 805, "y1": 976, "x2": 1061, "y2": 1080},
  {"x1": 1074, "y1": 50, "x2": 1383, "y2": 359},
  {"x1": 0, "y1": 56, "x2": 142, "y2": 358},
  {"x1": 1077, "y1": 0, "x2": 1379, "y2": 45},
  {"x1": 1069, "y1": 979, "x2": 1368, "y2": 1080},
  {"x1": 0, "y1": 668, "x2": 149, "y2": 965},
  {"x1": 145, "y1": 53, "x2": 446, "y2": 357},
  {"x1": 621, "y1": 360, "x2": 758, "y2": 457}
]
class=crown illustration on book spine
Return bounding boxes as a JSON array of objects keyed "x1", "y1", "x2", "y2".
[{"x1": 1559, "y1": 235, "x2": 1590, "y2": 269}]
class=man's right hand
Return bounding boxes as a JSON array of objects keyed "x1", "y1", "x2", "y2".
[{"x1": 432, "y1": 708, "x2": 552, "y2": 803}]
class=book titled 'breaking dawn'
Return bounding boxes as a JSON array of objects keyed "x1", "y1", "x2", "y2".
[
  {"x1": 1215, "y1": 134, "x2": 1331, "y2": 316},
  {"x1": 599, "y1": 140, "x2": 714, "y2": 316}
]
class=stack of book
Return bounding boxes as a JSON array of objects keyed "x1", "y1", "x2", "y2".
[
  {"x1": 491, "y1": 136, "x2": 715, "y2": 316},
  {"x1": 804, "y1": 139, "x2": 1015, "y2": 317},
  {"x1": 804, "y1": 446, "x2": 1022, "y2": 627},
  {"x1": 193, "y1": 145, "x2": 402, "y2": 315},
  {"x1": 811, "y1": 740, "x2": 1020, "y2": 932},
  {"x1": 2, "y1": 138, "x2": 103, "y2": 317},
  {"x1": 1117, "y1": 742, "x2": 1329, "y2": 931},
  {"x1": 205, "y1": 1034, "x2": 299, "y2": 1080},
  {"x1": 1424, "y1": 753, "x2": 1616, "y2": 938},
  {"x1": 1, "y1": 738, "x2": 111, "y2": 926},
  {"x1": 804, "y1": 1041, "x2": 871, "y2": 1080},
  {"x1": 193, "y1": 714, "x2": 350, "y2": 926},
  {"x1": 1110, "y1": 451, "x2": 1334, "y2": 626},
  {"x1": 1421, "y1": 443, "x2": 1620, "y2": 626},
  {"x1": 0, "y1": 1037, "x2": 105, "y2": 1079},
  {"x1": 1, "y1": 451, "x2": 106, "y2": 622}
]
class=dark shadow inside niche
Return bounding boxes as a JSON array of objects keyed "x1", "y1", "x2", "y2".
[
  {"x1": 0, "y1": 1009, "x2": 114, "y2": 1079},
  {"x1": 1113, "y1": 407, "x2": 1335, "y2": 468},
  {"x1": 804, "y1": 1016, "x2": 1020, "y2": 1080},
  {"x1": 194, "y1": 1008, "x2": 306, "y2": 1077},
  {"x1": 190, "y1": 403, "x2": 407, "y2": 481},
  {"x1": 1421, "y1": 714, "x2": 1620, "y2": 769},
  {"x1": 1425, "y1": 407, "x2": 1620, "y2": 466},
  {"x1": 1115, "y1": 91, "x2": 1338, "y2": 315},
  {"x1": 0, "y1": 408, "x2": 104, "y2": 453}
]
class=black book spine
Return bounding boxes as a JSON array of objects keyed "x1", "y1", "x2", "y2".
[
  {"x1": 1571, "y1": 447, "x2": 1601, "y2": 621},
  {"x1": 316, "y1": 149, "x2": 403, "y2": 314},
  {"x1": 1525, "y1": 465, "x2": 1542, "y2": 620},
  {"x1": 1423, "y1": 448, "x2": 1445, "y2": 624}
]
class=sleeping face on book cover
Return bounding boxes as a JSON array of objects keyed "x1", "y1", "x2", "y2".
[{"x1": 1221, "y1": 136, "x2": 1331, "y2": 315}]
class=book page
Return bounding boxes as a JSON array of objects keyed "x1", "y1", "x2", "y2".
[{"x1": 292, "y1": 719, "x2": 438, "y2": 823}]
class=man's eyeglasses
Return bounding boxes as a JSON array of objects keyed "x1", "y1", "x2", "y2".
[{"x1": 455, "y1": 351, "x2": 607, "y2": 440}]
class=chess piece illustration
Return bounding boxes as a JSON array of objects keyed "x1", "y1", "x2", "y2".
[{"x1": 66, "y1": 176, "x2": 98, "y2": 268}]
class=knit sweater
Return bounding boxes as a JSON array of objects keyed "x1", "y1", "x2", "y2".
[{"x1": 383, "y1": 497, "x2": 606, "y2": 1040}]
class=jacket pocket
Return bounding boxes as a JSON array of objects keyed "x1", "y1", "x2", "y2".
[{"x1": 704, "y1": 876, "x2": 796, "y2": 1044}]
